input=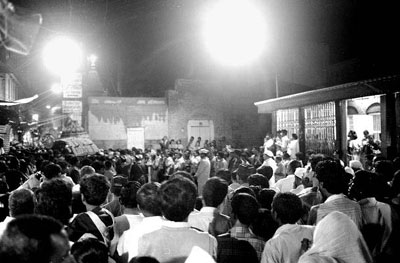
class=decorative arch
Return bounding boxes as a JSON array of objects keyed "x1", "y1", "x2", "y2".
[
  {"x1": 347, "y1": 106, "x2": 358, "y2": 115},
  {"x1": 366, "y1": 103, "x2": 380, "y2": 115}
]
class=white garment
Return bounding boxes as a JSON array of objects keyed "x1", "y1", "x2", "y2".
[
  {"x1": 261, "y1": 224, "x2": 315, "y2": 263},
  {"x1": 273, "y1": 174, "x2": 296, "y2": 193},
  {"x1": 188, "y1": 207, "x2": 218, "y2": 232},
  {"x1": 287, "y1": 139, "x2": 299, "y2": 159},
  {"x1": 117, "y1": 216, "x2": 163, "y2": 262},
  {"x1": 195, "y1": 157, "x2": 211, "y2": 196},
  {"x1": 0, "y1": 216, "x2": 14, "y2": 238}
]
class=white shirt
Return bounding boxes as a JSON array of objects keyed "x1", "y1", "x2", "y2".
[
  {"x1": 117, "y1": 216, "x2": 164, "y2": 262},
  {"x1": 188, "y1": 207, "x2": 218, "y2": 232},
  {"x1": 0, "y1": 216, "x2": 14, "y2": 238},
  {"x1": 261, "y1": 224, "x2": 315, "y2": 263},
  {"x1": 273, "y1": 174, "x2": 296, "y2": 193}
]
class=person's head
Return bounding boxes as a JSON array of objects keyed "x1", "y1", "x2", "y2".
[
  {"x1": 8, "y1": 188, "x2": 35, "y2": 217},
  {"x1": 110, "y1": 175, "x2": 128, "y2": 196},
  {"x1": 43, "y1": 163, "x2": 62, "y2": 180},
  {"x1": 348, "y1": 130, "x2": 357, "y2": 140},
  {"x1": 91, "y1": 161, "x2": 105, "y2": 174},
  {"x1": 215, "y1": 169, "x2": 232, "y2": 185},
  {"x1": 349, "y1": 170, "x2": 379, "y2": 201},
  {"x1": 202, "y1": 177, "x2": 228, "y2": 208},
  {"x1": 363, "y1": 130, "x2": 369, "y2": 137},
  {"x1": 309, "y1": 153, "x2": 326, "y2": 171},
  {"x1": 287, "y1": 160, "x2": 302, "y2": 175},
  {"x1": 315, "y1": 160, "x2": 346, "y2": 197},
  {"x1": 104, "y1": 160, "x2": 113, "y2": 170},
  {"x1": 281, "y1": 129, "x2": 288, "y2": 136},
  {"x1": 349, "y1": 160, "x2": 363, "y2": 173},
  {"x1": 136, "y1": 182, "x2": 161, "y2": 216},
  {"x1": 234, "y1": 164, "x2": 255, "y2": 183},
  {"x1": 120, "y1": 181, "x2": 142, "y2": 209},
  {"x1": 248, "y1": 173, "x2": 269, "y2": 189},
  {"x1": 292, "y1": 133, "x2": 298, "y2": 140},
  {"x1": 159, "y1": 177, "x2": 197, "y2": 222},
  {"x1": 80, "y1": 165, "x2": 96, "y2": 177},
  {"x1": 257, "y1": 188, "x2": 276, "y2": 210},
  {"x1": 71, "y1": 238, "x2": 108, "y2": 263},
  {"x1": 231, "y1": 193, "x2": 259, "y2": 226},
  {"x1": 272, "y1": 192, "x2": 303, "y2": 225},
  {"x1": 35, "y1": 178, "x2": 73, "y2": 225},
  {"x1": 374, "y1": 160, "x2": 395, "y2": 183},
  {"x1": 80, "y1": 174, "x2": 110, "y2": 206},
  {"x1": 0, "y1": 214, "x2": 72, "y2": 263},
  {"x1": 56, "y1": 160, "x2": 70, "y2": 174},
  {"x1": 256, "y1": 165, "x2": 273, "y2": 180}
]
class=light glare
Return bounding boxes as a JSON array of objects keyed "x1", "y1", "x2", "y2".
[
  {"x1": 203, "y1": 0, "x2": 268, "y2": 66},
  {"x1": 43, "y1": 36, "x2": 83, "y2": 76}
]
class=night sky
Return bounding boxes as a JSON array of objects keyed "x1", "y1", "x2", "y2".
[{"x1": 9, "y1": 0, "x2": 400, "y2": 100}]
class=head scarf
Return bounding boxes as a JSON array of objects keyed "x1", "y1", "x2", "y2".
[{"x1": 299, "y1": 211, "x2": 373, "y2": 263}]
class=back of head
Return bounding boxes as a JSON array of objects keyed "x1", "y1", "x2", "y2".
[
  {"x1": 202, "y1": 177, "x2": 228, "y2": 207},
  {"x1": 8, "y1": 188, "x2": 35, "y2": 217},
  {"x1": 80, "y1": 174, "x2": 111, "y2": 206},
  {"x1": 248, "y1": 173, "x2": 269, "y2": 189},
  {"x1": 43, "y1": 163, "x2": 62, "y2": 180},
  {"x1": 256, "y1": 166, "x2": 273, "y2": 180},
  {"x1": 71, "y1": 238, "x2": 109, "y2": 263},
  {"x1": 374, "y1": 160, "x2": 395, "y2": 182},
  {"x1": 159, "y1": 177, "x2": 197, "y2": 222},
  {"x1": 91, "y1": 160, "x2": 105, "y2": 174},
  {"x1": 309, "y1": 154, "x2": 326, "y2": 171},
  {"x1": 272, "y1": 192, "x2": 303, "y2": 224},
  {"x1": 315, "y1": 160, "x2": 346, "y2": 195},
  {"x1": 0, "y1": 214, "x2": 68, "y2": 263},
  {"x1": 80, "y1": 165, "x2": 96, "y2": 177},
  {"x1": 257, "y1": 188, "x2": 276, "y2": 210},
  {"x1": 136, "y1": 182, "x2": 161, "y2": 216},
  {"x1": 120, "y1": 181, "x2": 142, "y2": 209},
  {"x1": 231, "y1": 193, "x2": 259, "y2": 225},
  {"x1": 110, "y1": 175, "x2": 128, "y2": 196},
  {"x1": 216, "y1": 169, "x2": 233, "y2": 185},
  {"x1": 35, "y1": 178, "x2": 72, "y2": 225},
  {"x1": 287, "y1": 160, "x2": 302, "y2": 175}
]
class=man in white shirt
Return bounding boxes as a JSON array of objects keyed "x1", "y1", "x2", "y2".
[
  {"x1": 273, "y1": 160, "x2": 302, "y2": 193},
  {"x1": 261, "y1": 192, "x2": 314, "y2": 263},
  {"x1": 117, "y1": 182, "x2": 164, "y2": 262}
]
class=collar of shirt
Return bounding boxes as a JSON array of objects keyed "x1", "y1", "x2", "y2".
[
  {"x1": 325, "y1": 193, "x2": 346, "y2": 203},
  {"x1": 199, "y1": 207, "x2": 218, "y2": 213},
  {"x1": 162, "y1": 220, "x2": 191, "y2": 229},
  {"x1": 230, "y1": 225, "x2": 253, "y2": 238}
]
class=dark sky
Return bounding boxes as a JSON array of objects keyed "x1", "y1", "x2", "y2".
[{"x1": 10, "y1": 0, "x2": 400, "y2": 98}]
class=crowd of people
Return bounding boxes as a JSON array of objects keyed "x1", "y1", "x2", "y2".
[{"x1": 0, "y1": 130, "x2": 399, "y2": 263}]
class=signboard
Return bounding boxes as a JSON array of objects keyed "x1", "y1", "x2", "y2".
[
  {"x1": 62, "y1": 100, "x2": 82, "y2": 113},
  {"x1": 62, "y1": 73, "x2": 83, "y2": 98}
]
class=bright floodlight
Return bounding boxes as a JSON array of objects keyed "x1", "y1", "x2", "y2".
[
  {"x1": 203, "y1": 0, "x2": 268, "y2": 66},
  {"x1": 43, "y1": 36, "x2": 83, "y2": 76}
]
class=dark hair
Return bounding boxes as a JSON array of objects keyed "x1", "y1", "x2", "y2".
[
  {"x1": 248, "y1": 174, "x2": 269, "y2": 189},
  {"x1": 35, "y1": 178, "x2": 72, "y2": 225},
  {"x1": 349, "y1": 170, "x2": 379, "y2": 200},
  {"x1": 257, "y1": 188, "x2": 276, "y2": 210},
  {"x1": 136, "y1": 183, "x2": 161, "y2": 216},
  {"x1": 8, "y1": 188, "x2": 35, "y2": 217},
  {"x1": 272, "y1": 192, "x2": 303, "y2": 224},
  {"x1": 91, "y1": 160, "x2": 105, "y2": 174},
  {"x1": 0, "y1": 214, "x2": 66, "y2": 263},
  {"x1": 292, "y1": 133, "x2": 298, "y2": 140},
  {"x1": 287, "y1": 160, "x2": 302, "y2": 175},
  {"x1": 159, "y1": 177, "x2": 197, "y2": 221},
  {"x1": 80, "y1": 165, "x2": 96, "y2": 177},
  {"x1": 374, "y1": 160, "x2": 395, "y2": 183},
  {"x1": 130, "y1": 257, "x2": 160, "y2": 263},
  {"x1": 120, "y1": 181, "x2": 142, "y2": 209},
  {"x1": 315, "y1": 160, "x2": 346, "y2": 194},
  {"x1": 231, "y1": 193, "x2": 259, "y2": 225},
  {"x1": 71, "y1": 238, "x2": 109, "y2": 263},
  {"x1": 309, "y1": 154, "x2": 326, "y2": 171},
  {"x1": 80, "y1": 174, "x2": 111, "y2": 206},
  {"x1": 202, "y1": 177, "x2": 228, "y2": 207},
  {"x1": 256, "y1": 166, "x2": 273, "y2": 180},
  {"x1": 43, "y1": 163, "x2": 62, "y2": 179},
  {"x1": 216, "y1": 169, "x2": 233, "y2": 185}
]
